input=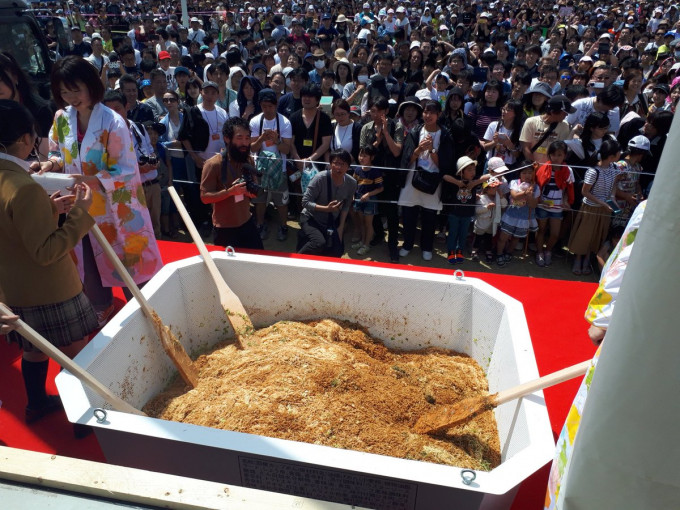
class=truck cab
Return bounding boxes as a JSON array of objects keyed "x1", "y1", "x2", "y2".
[{"x1": 0, "y1": 0, "x2": 62, "y2": 98}]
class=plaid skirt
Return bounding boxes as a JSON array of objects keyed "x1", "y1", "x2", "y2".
[{"x1": 6, "y1": 292, "x2": 98, "y2": 352}]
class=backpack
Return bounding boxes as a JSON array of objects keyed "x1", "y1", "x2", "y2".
[{"x1": 254, "y1": 114, "x2": 285, "y2": 190}]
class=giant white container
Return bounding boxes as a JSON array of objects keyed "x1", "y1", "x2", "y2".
[{"x1": 56, "y1": 252, "x2": 555, "y2": 510}]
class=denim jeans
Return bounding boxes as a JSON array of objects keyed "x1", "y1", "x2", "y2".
[{"x1": 447, "y1": 214, "x2": 472, "y2": 253}]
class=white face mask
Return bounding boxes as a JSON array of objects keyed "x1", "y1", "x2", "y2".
[
  {"x1": 358, "y1": 74, "x2": 369, "y2": 84},
  {"x1": 315, "y1": 60, "x2": 325, "y2": 69}
]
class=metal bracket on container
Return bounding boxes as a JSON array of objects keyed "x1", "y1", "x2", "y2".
[
  {"x1": 93, "y1": 408, "x2": 108, "y2": 424},
  {"x1": 454, "y1": 269, "x2": 465, "y2": 280},
  {"x1": 225, "y1": 246, "x2": 236, "y2": 257},
  {"x1": 461, "y1": 469, "x2": 476, "y2": 485}
]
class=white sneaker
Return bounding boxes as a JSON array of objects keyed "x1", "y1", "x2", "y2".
[
  {"x1": 399, "y1": 248, "x2": 410, "y2": 257},
  {"x1": 422, "y1": 251, "x2": 433, "y2": 261}
]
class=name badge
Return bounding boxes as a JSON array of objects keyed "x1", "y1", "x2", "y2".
[
  {"x1": 212, "y1": 133, "x2": 220, "y2": 141},
  {"x1": 234, "y1": 194, "x2": 244, "y2": 203},
  {"x1": 303, "y1": 139, "x2": 313, "y2": 147}
]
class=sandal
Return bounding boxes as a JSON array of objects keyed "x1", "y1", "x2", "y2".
[
  {"x1": 485, "y1": 251, "x2": 494, "y2": 263},
  {"x1": 582, "y1": 262, "x2": 593, "y2": 276},
  {"x1": 496, "y1": 255, "x2": 506, "y2": 267}
]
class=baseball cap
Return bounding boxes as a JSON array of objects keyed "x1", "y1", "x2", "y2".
[
  {"x1": 190, "y1": 16, "x2": 200, "y2": 22},
  {"x1": 456, "y1": 156, "x2": 477, "y2": 175},
  {"x1": 349, "y1": 105, "x2": 361, "y2": 116},
  {"x1": 158, "y1": 50, "x2": 171, "y2": 60},
  {"x1": 322, "y1": 13, "x2": 331, "y2": 20},
  {"x1": 487, "y1": 157, "x2": 509, "y2": 174},
  {"x1": 652, "y1": 83, "x2": 670, "y2": 95},
  {"x1": 258, "y1": 88, "x2": 278, "y2": 104},
  {"x1": 628, "y1": 135, "x2": 652, "y2": 154},
  {"x1": 201, "y1": 81, "x2": 219, "y2": 91},
  {"x1": 396, "y1": 6, "x2": 406, "y2": 13},
  {"x1": 546, "y1": 95, "x2": 576, "y2": 113},
  {"x1": 174, "y1": 66, "x2": 190, "y2": 76},
  {"x1": 141, "y1": 79, "x2": 152, "y2": 88},
  {"x1": 363, "y1": 2, "x2": 370, "y2": 8}
]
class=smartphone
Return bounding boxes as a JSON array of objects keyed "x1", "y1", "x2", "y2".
[
  {"x1": 598, "y1": 42, "x2": 610, "y2": 55},
  {"x1": 606, "y1": 199, "x2": 621, "y2": 214},
  {"x1": 588, "y1": 81, "x2": 605, "y2": 89}
]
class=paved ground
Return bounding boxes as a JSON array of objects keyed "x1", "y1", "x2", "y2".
[{"x1": 166, "y1": 212, "x2": 600, "y2": 284}]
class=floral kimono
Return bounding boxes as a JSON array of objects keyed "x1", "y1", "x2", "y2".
[
  {"x1": 544, "y1": 201, "x2": 646, "y2": 510},
  {"x1": 49, "y1": 103, "x2": 163, "y2": 287}
]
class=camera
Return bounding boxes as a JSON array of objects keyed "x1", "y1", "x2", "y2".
[
  {"x1": 138, "y1": 154, "x2": 158, "y2": 166},
  {"x1": 325, "y1": 228, "x2": 335, "y2": 248}
]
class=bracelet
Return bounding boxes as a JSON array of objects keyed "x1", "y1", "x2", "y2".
[{"x1": 48, "y1": 159, "x2": 55, "y2": 171}]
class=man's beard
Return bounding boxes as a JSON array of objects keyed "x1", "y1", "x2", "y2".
[{"x1": 229, "y1": 143, "x2": 249, "y2": 163}]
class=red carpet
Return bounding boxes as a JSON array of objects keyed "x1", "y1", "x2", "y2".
[{"x1": 0, "y1": 240, "x2": 598, "y2": 509}]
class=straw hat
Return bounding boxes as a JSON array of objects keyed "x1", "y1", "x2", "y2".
[{"x1": 334, "y1": 48, "x2": 347, "y2": 60}]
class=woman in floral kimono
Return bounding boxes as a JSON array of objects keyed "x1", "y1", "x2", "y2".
[{"x1": 34, "y1": 56, "x2": 162, "y2": 326}]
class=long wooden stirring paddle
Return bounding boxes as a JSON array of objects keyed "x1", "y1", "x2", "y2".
[
  {"x1": 168, "y1": 186, "x2": 253, "y2": 349},
  {"x1": 91, "y1": 225, "x2": 199, "y2": 387},
  {"x1": 0, "y1": 303, "x2": 145, "y2": 415},
  {"x1": 414, "y1": 359, "x2": 592, "y2": 435}
]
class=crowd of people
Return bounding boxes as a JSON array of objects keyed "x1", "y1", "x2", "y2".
[
  {"x1": 21, "y1": 0, "x2": 679, "y2": 270},
  {"x1": 0, "y1": 0, "x2": 677, "y2": 428}
]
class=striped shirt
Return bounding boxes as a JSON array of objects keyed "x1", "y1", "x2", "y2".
[{"x1": 583, "y1": 164, "x2": 618, "y2": 207}]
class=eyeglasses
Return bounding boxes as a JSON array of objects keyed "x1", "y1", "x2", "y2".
[
  {"x1": 560, "y1": 75, "x2": 571, "y2": 79},
  {"x1": 162, "y1": 97, "x2": 178, "y2": 103}
]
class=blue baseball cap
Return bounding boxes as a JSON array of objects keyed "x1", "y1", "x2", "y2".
[
  {"x1": 141, "y1": 79, "x2": 152, "y2": 88},
  {"x1": 174, "y1": 66, "x2": 190, "y2": 76}
]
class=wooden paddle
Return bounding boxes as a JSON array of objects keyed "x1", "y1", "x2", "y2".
[
  {"x1": 0, "y1": 303, "x2": 145, "y2": 416},
  {"x1": 414, "y1": 359, "x2": 592, "y2": 435},
  {"x1": 168, "y1": 186, "x2": 253, "y2": 350},
  {"x1": 90, "y1": 225, "x2": 199, "y2": 387}
]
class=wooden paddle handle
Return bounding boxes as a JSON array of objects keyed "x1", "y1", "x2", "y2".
[
  {"x1": 168, "y1": 186, "x2": 224, "y2": 287},
  {"x1": 495, "y1": 359, "x2": 592, "y2": 406},
  {"x1": 90, "y1": 225, "x2": 154, "y2": 320},
  {"x1": 0, "y1": 303, "x2": 145, "y2": 416}
]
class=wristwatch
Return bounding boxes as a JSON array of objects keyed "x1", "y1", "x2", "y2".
[{"x1": 430, "y1": 148, "x2": 437, "y2": 154}]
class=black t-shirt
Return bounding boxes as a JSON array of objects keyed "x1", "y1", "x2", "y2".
[
  {"x1": 289, "y1": 109, "x2": 333, "y2": 159},
  {"x1": 443, "y1": 179, "x2": 480, "y2": 217},
  {"x1": 277, "y1": 92, "x2": 302, "y2": 119}
]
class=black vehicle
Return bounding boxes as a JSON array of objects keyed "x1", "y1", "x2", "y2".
[{"x1": 0, "y1": 0, "x2": 61, "y2": 98}]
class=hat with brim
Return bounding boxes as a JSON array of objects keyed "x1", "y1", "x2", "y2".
[
  {"x1": 397, "y1": 96, "x2": 424, "y2": 117},
  {"x1": 201, "y1": 81, "x2": 219, "y2": 91},
  {"x1": 628, "y1": 134, "x2": 653, "y2": 155},
  {"x1": 333, "y1": 58, "x2": 351, "y2": 72},
  {"x1": 258, "y1": 88, "x2": 278, "y2": 104},
  {"x1": 456, "y1": 156, "x2": 477, "y2": 175},
  {"x1": 336, "y1": 14, "x2": 348, "y2": 23},
  {"x1": 349, "y1": 105, "x2": 361, "y2": 116},
  {"x1": 524, "y1": 81, "x2": 553, "y2": 99},
  {"x1": 546, "y1": 94, "x2": 576, "y2": 113},
  {"x1": 142, "y1": 120, "x2": 167, "y2": 136}
]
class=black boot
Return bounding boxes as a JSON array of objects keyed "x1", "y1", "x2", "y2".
[{"x1": 22, "y1": 358, "x2": 62, "y2": 423}]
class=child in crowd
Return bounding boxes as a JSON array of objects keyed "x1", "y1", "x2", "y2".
[
  {"x1": 486, "y1": 156, "x2": 511, "y2": 196},
  {"x1": 568, "y1": 139, "x2": 622, "y2": 275},
  {"x1": 473, "y1": 178, "x2": 507, "y2": 263},
  {"x1": 443, "y1": 156, "x2": 490, "y2": 264},
  {"x1": 351, "y1": 146, "x2": 383, "y2": 256},
  {"x1": 535, "y1": 141, "x2": 575, "y2": 267},
  {"x1": 144, "y1": 121, "x2": 176, "y2": 238},
  {"x1": 611, "y1": 135, "x2": 647, "y2": 234},
  {"x1": 496, "y1": 164, "x2": 539, "y2": 267}
]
